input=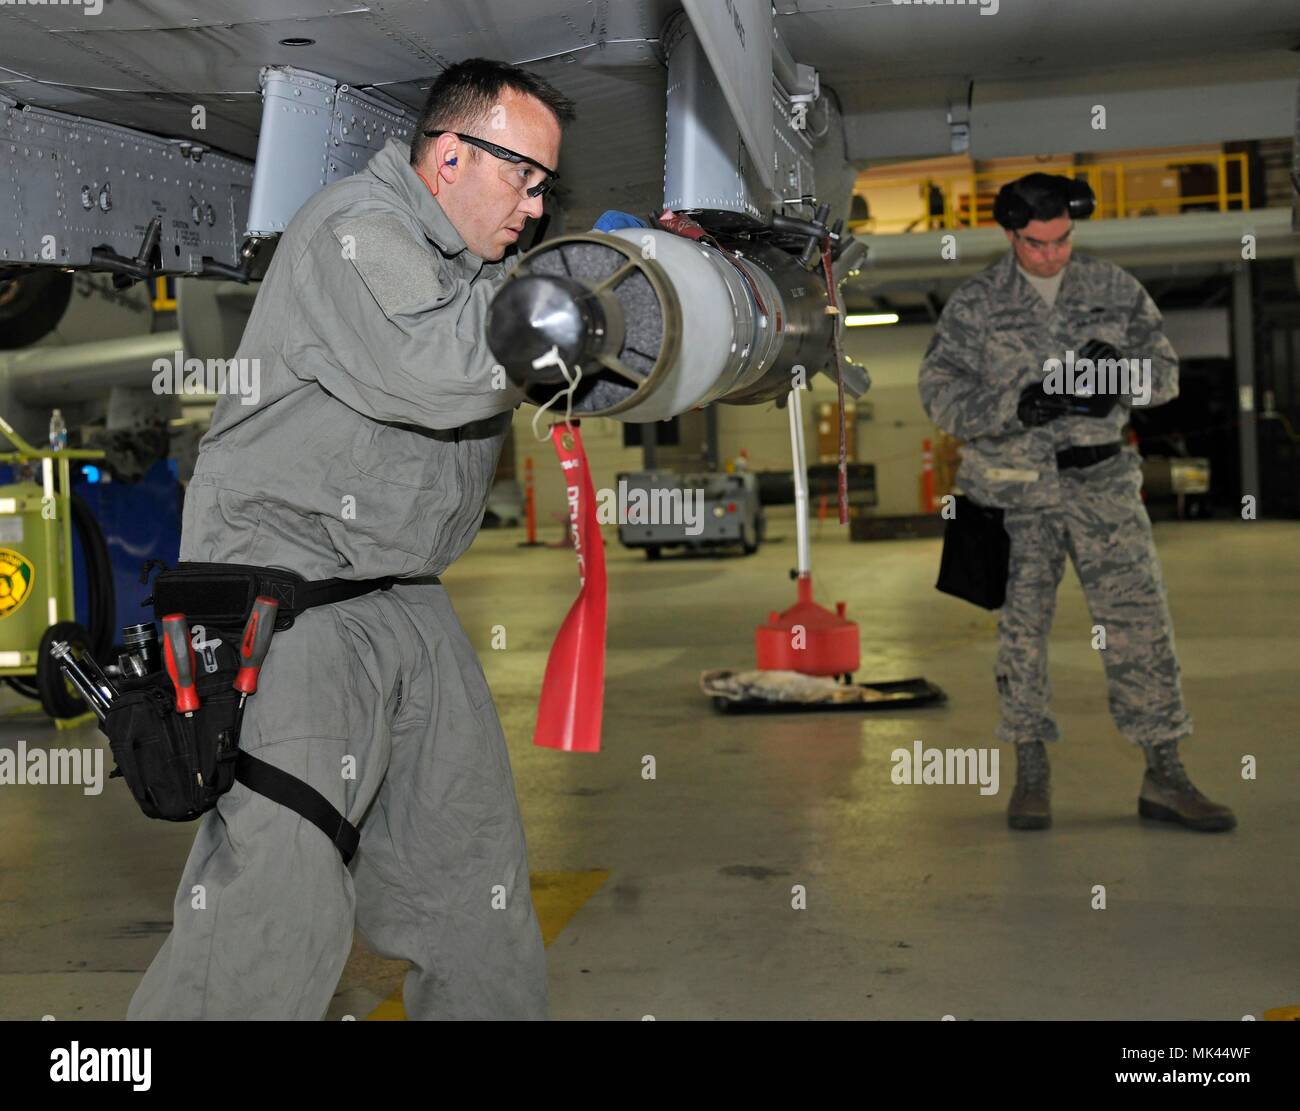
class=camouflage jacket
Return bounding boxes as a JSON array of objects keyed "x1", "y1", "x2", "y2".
[{"x1": 917, "y1": 250, "x2": 1178, "y2": 509}]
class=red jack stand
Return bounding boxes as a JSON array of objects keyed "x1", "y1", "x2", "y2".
[
  {"x1": 754, "y1": 386, "x2": 860, "y2": 680},
  {"x1": 756, "y1": 574, "x2": 859, "y2": 678}
]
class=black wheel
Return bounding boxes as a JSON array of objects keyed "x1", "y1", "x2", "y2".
[
  {"x1": 0, "y1": 270, "x2": 75, "y2": 350},
  {"x1": 37, "y1": 621, "x2": 93, "y2": 720},
  {"x1": 741, "y1": 526, "x2": 758, "y2": 556},
  {"x1": 644, "y1": 545, "x2": 662, "y2": 561}
]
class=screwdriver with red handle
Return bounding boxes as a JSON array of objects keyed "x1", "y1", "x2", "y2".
[
  {"x1": 161, "y1": 613, "x2": 200, "y2": 716},
  {"x1": 235, "y1": 596, "x2": 280, "y2": 708}
]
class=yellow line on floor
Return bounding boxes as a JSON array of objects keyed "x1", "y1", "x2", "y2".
[
  {"x1": 0, "y1": 705, "x2": 45, "y2": 719},
  {"x1": 0, "y1": 706, "x2": 95, "y2": 729},
  {"x1": 365, "y1": 869, "x2": 609, "y2": 1020}
]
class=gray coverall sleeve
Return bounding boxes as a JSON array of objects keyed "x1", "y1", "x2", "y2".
[
  {"x1": 287, "y1": 212, "x2": 524, "y2": 430},
  {"x1": 1123, "y1": 277, "x2": 1179, "y2": 409},
  {"x1": 917, "y1": 285, "x2": 1022, "y2": 440}
]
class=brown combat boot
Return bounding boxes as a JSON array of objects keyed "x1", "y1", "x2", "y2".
[
  {"x1": 1139, "y1": 740, "x2": 1237, "y2": 832},
  {"x1": 1008, "y1": 740, "x2": 1051, "y2": 830}
]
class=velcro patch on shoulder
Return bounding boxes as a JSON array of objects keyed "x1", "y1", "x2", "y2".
[{"x1": 332, "y1": 213, "x2": 449, "y2": 315}]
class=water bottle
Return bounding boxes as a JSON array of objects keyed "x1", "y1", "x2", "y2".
[{"x1": 48, "y1": 408, "x2": 67, "y2": 451}]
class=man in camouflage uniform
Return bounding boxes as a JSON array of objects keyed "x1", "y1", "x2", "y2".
[{"x1": 918, "y1": 173, "x2": 1235, "y2": 833}]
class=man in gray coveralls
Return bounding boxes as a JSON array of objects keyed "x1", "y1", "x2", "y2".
[
  {"x1": 918, "y1": 173, "x2": 1235, "y2": 834},
  {"x1": 129, "y1": 59, "x2": 573, "y2": 1019}
]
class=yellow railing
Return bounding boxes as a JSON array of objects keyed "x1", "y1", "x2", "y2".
[{"x1": 850, "y1": 152, "x2": 1251, "y2": 234}]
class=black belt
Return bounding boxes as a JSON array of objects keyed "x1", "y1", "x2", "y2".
[
  {"x1": 1056, "y1": 442, "x2": 1122, "y2": 471},
  {"x1": 146, "y1": 561, "x2": 405, "y2": 631}
]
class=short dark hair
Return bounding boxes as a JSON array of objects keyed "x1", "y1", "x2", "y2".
[
  {"x1": 410, "y1": 58, "x2": 575, "y2": 165},
  {"x1": 1005, "y1": 173, "x2": 1071, "y2": 222}
]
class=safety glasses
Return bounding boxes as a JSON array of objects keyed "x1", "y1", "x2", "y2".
[{"x1": 423, "y1": 129, "x2": 559, "y2": 198}]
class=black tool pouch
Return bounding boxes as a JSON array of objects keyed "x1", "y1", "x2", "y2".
[
  {"x1": 935, "y1": 495, "x2": 1011, "y2": 610},
  {"x1": 94, "y1": 561, "x2": 398, "y2": 862},
  {"x1": 101, "y1": 633, "x2": 245, "y2": 822}
]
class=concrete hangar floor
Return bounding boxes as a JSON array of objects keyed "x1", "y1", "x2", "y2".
[{"x1": 0, "y1": 510, "x2": 1294, "y2": 1020}]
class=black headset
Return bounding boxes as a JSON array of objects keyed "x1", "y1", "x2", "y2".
[{"x1": 993, "y1": 175, "x2": 1096, "y2": 230}]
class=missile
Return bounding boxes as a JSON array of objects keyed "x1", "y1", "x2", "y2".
[{"x1": 487, "y1": 228, "x2": 863, "y2": 423}]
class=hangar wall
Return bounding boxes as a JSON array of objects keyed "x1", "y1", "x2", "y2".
[{"x1": 512, "y1": 308, "x2": 1240, "y2": 537}]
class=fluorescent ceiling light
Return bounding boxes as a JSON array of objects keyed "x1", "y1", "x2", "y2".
[{"x1": 844, "y1": 312, "x2": 899, "y2": 327}]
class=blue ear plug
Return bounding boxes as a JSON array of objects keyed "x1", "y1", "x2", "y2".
[{"x1": 446, "y1": 156, "x2": 457, "y2": 166}]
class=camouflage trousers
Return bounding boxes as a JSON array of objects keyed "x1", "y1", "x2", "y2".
[{"x1": 994, "y1": 453, "x2": 1192, "y2": 747}]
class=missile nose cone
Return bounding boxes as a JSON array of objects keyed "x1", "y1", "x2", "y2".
[{"x1": 487, "y1": 274, "x2": 603, "y2": 386}]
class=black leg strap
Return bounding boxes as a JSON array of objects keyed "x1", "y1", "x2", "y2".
[{"x1": 234, "y1": 751, "x2": 360, "y2": 864}]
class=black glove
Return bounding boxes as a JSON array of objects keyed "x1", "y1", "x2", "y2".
[
  {"x1": 1017, "y1": 381, "x2": 1073, "y2": 427},
  {"x1": 1073, "y1": 338, "x2": 1129, "y2": 414},
  {"x1": 1017, "y1": 380, "x2": 1119, "y2": 427},
  {"x1": 1077, "y1": 338, "x2": 1123, "y2": 363},
  {"x1": 1065, "y1": 391, "x2": 1121, "y2": 419}
]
